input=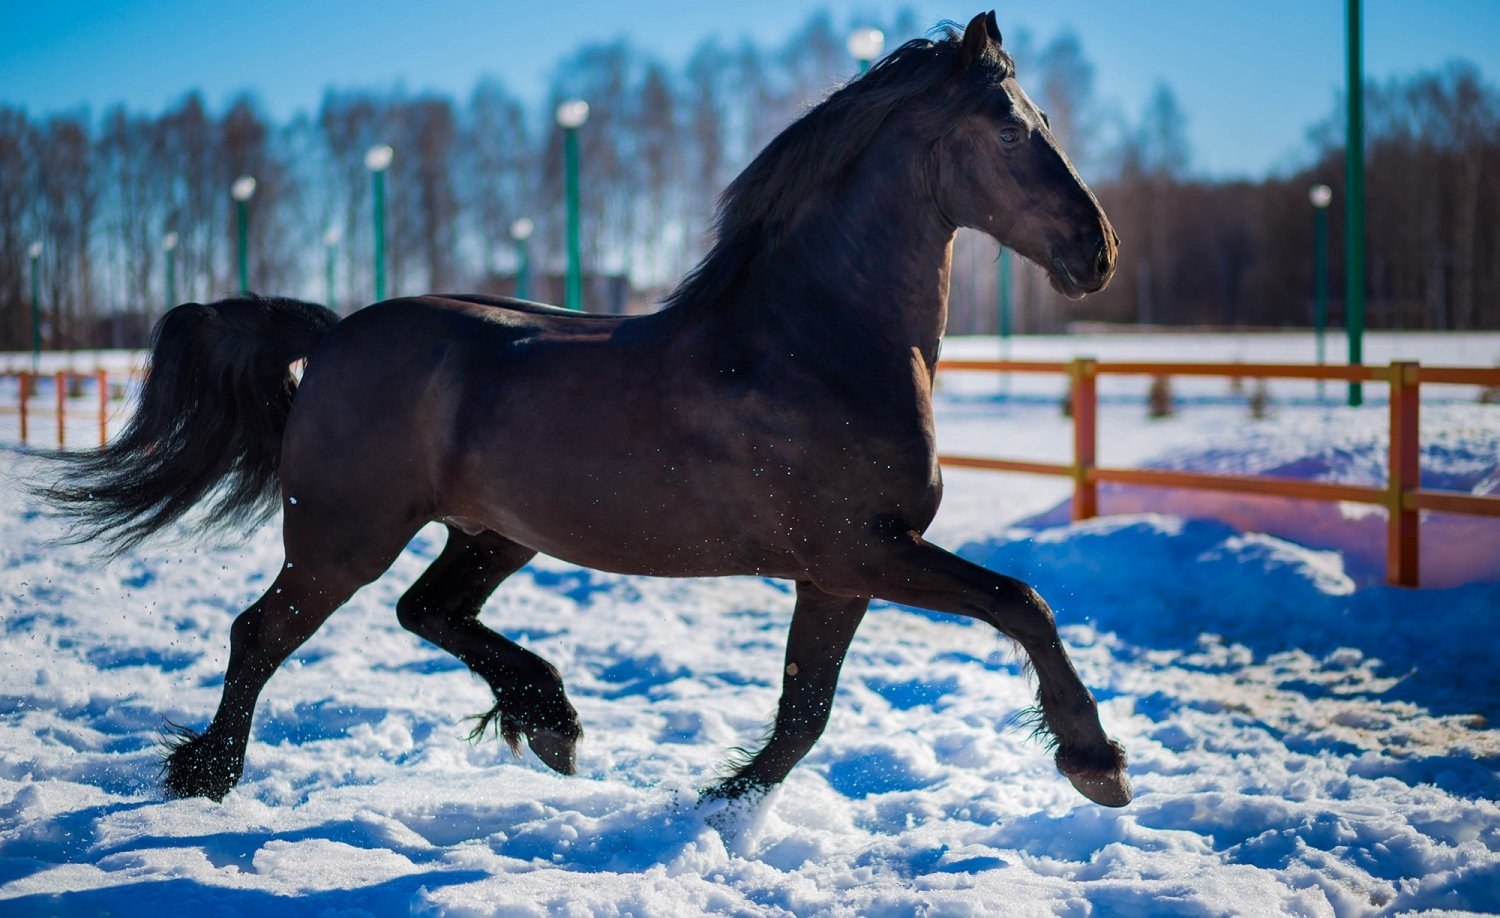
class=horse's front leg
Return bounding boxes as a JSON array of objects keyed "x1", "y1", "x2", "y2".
[
  {"x1": 814, "y1": 520, "x2": 1131, "y2": 807},
  {"x1": 708, "y1": 582, "x2": 868, "y2": 800}
]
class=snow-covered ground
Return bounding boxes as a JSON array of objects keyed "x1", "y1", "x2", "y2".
[{"x1": 1, "y1": 332, "x2": 1497, "y2": 916}]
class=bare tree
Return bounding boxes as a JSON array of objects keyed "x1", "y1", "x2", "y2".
[
  {"x1": 34, "y1": 113, "x2": 95, "y2": 348},
  {"x1": 631, "y1": 61, "x2": 679, "y2": 287},
  {"x1": 460, "y1": 78, "x2": 532, "y2": 284},
  {"x1": 0, "y1": 107, "x2": 35, "y2": 348},
  {"x1": 318, "y1": 90, "x2": 383, "y2": 308}
]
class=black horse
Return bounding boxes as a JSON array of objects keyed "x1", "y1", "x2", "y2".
[{"x1": 39, "y1": 13, "x2": 1129, "y2": 808}]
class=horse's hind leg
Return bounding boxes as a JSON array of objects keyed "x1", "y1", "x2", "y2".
[
  {"x1": 396, "y1": 526, "x2": 582, "y2": 775},
  {"x1": 163, "y1": 563, "x2": 369, "y2": 800},
  {"x1": 708, "y1": 583, "x2": 868, "y2": 800},
  {"x1": 163, "y1": 495, "x2": 418, "y2": 800}
]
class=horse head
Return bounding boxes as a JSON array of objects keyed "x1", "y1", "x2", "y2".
[{"x1": 932, "y1": 11, "x2": 1117, "y2": 300}]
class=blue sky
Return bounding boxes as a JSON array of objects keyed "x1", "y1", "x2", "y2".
[{"x1": 1, "y1": 0, "x2": 1496, "y2": 178}]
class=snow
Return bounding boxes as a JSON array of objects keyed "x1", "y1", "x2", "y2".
[{"x1": 2, "y1": 332, "x2": 1498, "y2": 916}]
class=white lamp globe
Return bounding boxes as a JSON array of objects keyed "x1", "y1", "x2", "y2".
[
  {"x1": 1308, "y1": 184, "x2": 1333, "y2": 209},
  {"x1": 555, "y1": 100, "x2": 590, "y2": 129},
  {"x1": 231, "y1": 175, "x2": 257, "y2": 201},
  {"x1": 847, "y1": 27, "x2": 885, "y2": 63},
  {"x1": 365, "y1": 144, "x2": 394, "y2": 172}
]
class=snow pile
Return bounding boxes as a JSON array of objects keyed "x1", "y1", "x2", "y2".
[
  {"x1": 2, "y1": 336, "x2": 1499, "y2": 915},
  {"x1": 1017, "y1": 404, "x2": 1500, "y2": 588}
]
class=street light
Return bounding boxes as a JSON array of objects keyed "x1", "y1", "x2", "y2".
[
  {"x1": 510, "y1": 217, "x2": 534, "y2": 301},
  {"x1": 323, "y1": 225, "x2": 342, "y2": 311},
  {"x1": 556, "y1": 99, "x2": 589, "y2": 312},
  {"x1": 997, "y1": 244, "x2": 1014, "y2": 395},
  {"x1": 230, "y1": 175, "x2": 256, "y2": 293},
  {"x1": 1309, "y1": 184, "x2": 1332, "y2": 399},
  {"x1": 366, "y1": 144, "x2": 394, "y2": 302},
  {"x1": 162, "y1": 231, "x2": 178, "y2": 328},
  {"x1": 847, "y1": 27, "x2": 885, "y2": 73},
  {"x1": 27, "y1": 241, "x2": 42, "y2": 372},
  {"x1": 1345, "y1": 0, "x2": 1365, "y2": 407}
]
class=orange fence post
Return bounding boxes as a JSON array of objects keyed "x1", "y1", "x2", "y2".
[
  {"x1": 97, "y1": 368, "x2": 109, "y2": 446},
  {"x1": 18, "y1": 372, "x2": 30, "y2": 445},
  {"x1": 54, "y1": 371, "x2": 66, "y2": 448},
  {"x1": 1387, "y1": 361, "x2": 1420, "y2": 587},
  {"x1": 1071, "y1": 357, "x2": 1098, "y2": 520}
]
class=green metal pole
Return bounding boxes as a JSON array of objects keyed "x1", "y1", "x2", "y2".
[
  {"x1": 1345, "y1": 0, "x2": 1365, "y2": 406},
  {"x1": 372, "y1": 169, "x2": 387, "y2": 303},
  {"x1": 236, "y1": 199, "x2": 249, "y2": 293},
  {"x1": 166, "y1": 247, "x2": 176, "y2": 315},
  {"x1": 30, "y1": 250, "x2": 41, "y2": 373},
  {"x1": 325, "y1": 241, "x2": 337, "y2": 310},
  {"x1": 998, "y1": 246, "x2": 1013, "y2": 344},
  {"x1": 1314, "y1": 204, "x2": 1328, "y2": 401},
  {"x1": 1314, "y1": 206, "x2": 1328, "y2": 366},
  {"x1": 998, "y1": 245, "x2": 1013, "y2": 396},
  {"x1": 563, "y1": 126, "x2": 582, "y2": 312},
  {"x1": 516, "y1": 237, "x2": 530, "y2": 301}
]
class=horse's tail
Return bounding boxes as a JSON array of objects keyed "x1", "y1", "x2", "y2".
[{"x1": 34, "y1": 294, "x2": 339, "y2": 554}]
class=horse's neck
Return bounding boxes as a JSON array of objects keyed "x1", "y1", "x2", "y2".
[{"x1": 743, "y1": 133, "x2": 956, "y2": 372}]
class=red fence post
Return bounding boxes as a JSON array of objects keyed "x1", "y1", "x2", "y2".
[
  {"x1": 1387, "y1": 361, "x2": 1420, "y2": 587},
  {"x1": 1071, "y1": 357, "x2": 1098, "y2": 521},
  {"x1": 18, "y1": 373, "x2": 29, "y2": 445},
  {"x1": 54, "y1": 371, "x2": 66, "y2": 448},
  {"x1": 97, "y1": 368, "x2": 109, "y2": 446}
]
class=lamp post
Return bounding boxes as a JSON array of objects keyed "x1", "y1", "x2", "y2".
[
  {"x1": 510, "y1": 217, "x2": 534, "y2": 301},
  {"x1": 162, "y1": 231, "x2": 178, "y2": 330},
  {"x1": 555, "y1": 100, "x2": 589, "y2": 312},
  {"x1": 230, "y1": 175, "x2": 256, "y2": 293},
  {"x1": 997, "y1": 245, "x2": 1013, "y2": 396},
  {"x1": 1309, "y1": 184, "x2": 1332, "y2": 400},
  {"x1": 323, "y1": 225, "x2": 342, "y2": 311},
  {"x1": 1345, "y1": 0, "x2": 1365, "y2": 406},
  {"x1": 366, "y1": 144, "x2": 393, "y2": 302},
  {"x1": 28, "y1": 241, "x2": 42, "y2": 372},
  {"x1": 847, "y1": 27, "x2": 885, "y2": 74}
]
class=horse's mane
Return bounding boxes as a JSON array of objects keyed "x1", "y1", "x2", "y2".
[{"x1": 661, "y1": 25, "x2": 1014, "y2": 313}]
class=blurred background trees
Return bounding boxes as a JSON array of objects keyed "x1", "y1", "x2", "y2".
[{"x1": 1, "y1": 9, "x2": 1496, "y2": 349}]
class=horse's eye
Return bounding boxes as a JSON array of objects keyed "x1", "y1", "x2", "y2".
[{"x1": 999, "y1": 127, "x2": 1020, "y2": 144}]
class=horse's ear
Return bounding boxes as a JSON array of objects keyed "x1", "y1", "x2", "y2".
[
  {"x1": 985, "y1": 10, "x2": 1003, "y2": 46},
  {"x1": 960, "y1": 12, "x2": 993, "y2": 70}
]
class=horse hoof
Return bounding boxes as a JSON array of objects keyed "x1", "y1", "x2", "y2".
[
  {"x1": 159, "y1": 724, "x2": 242, "y2": 801},
  {"x1": 527, "y1": 730, "x2": 577, "y2": 775},
  {"x1": 1065, "y1": 768, "x2": 1132, "y2": 807},
  {"x1": 1057, "y1": 739, "x2": 1132, "y2": 807},
  {"x1": 700, "y1": 775, "x2": 765, "y2": 803}
]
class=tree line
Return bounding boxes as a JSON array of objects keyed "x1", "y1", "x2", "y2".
[{"x1": 2, "y1": 9, "x2": 1497, "y2": 351}]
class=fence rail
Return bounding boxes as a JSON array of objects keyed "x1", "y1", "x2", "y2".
[
  {"x1": 935, "y1": 358, "x2": 1500, "y2": 589},
  {"x1": 5, "y1": 360, "x2": 1498, "y2": 587}
]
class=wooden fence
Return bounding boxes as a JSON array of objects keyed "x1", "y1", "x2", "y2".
[
  {"x1": 5, "y1": 360, "x2": 1499, "y2": 587},
  {"x1": 935, "y1": 358, "x2": 1500, "y2": 588},
  {"x1": 2, "y1": 370, "x2": 119, "y2": 450}
]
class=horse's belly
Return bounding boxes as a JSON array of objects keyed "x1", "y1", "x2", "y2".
[
  {"x1": 491, "y1": 510, "x2": 804, "y2": 579},
  {"x1": 445, "y1": 458, "x2": 803, "y2": 578}
]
